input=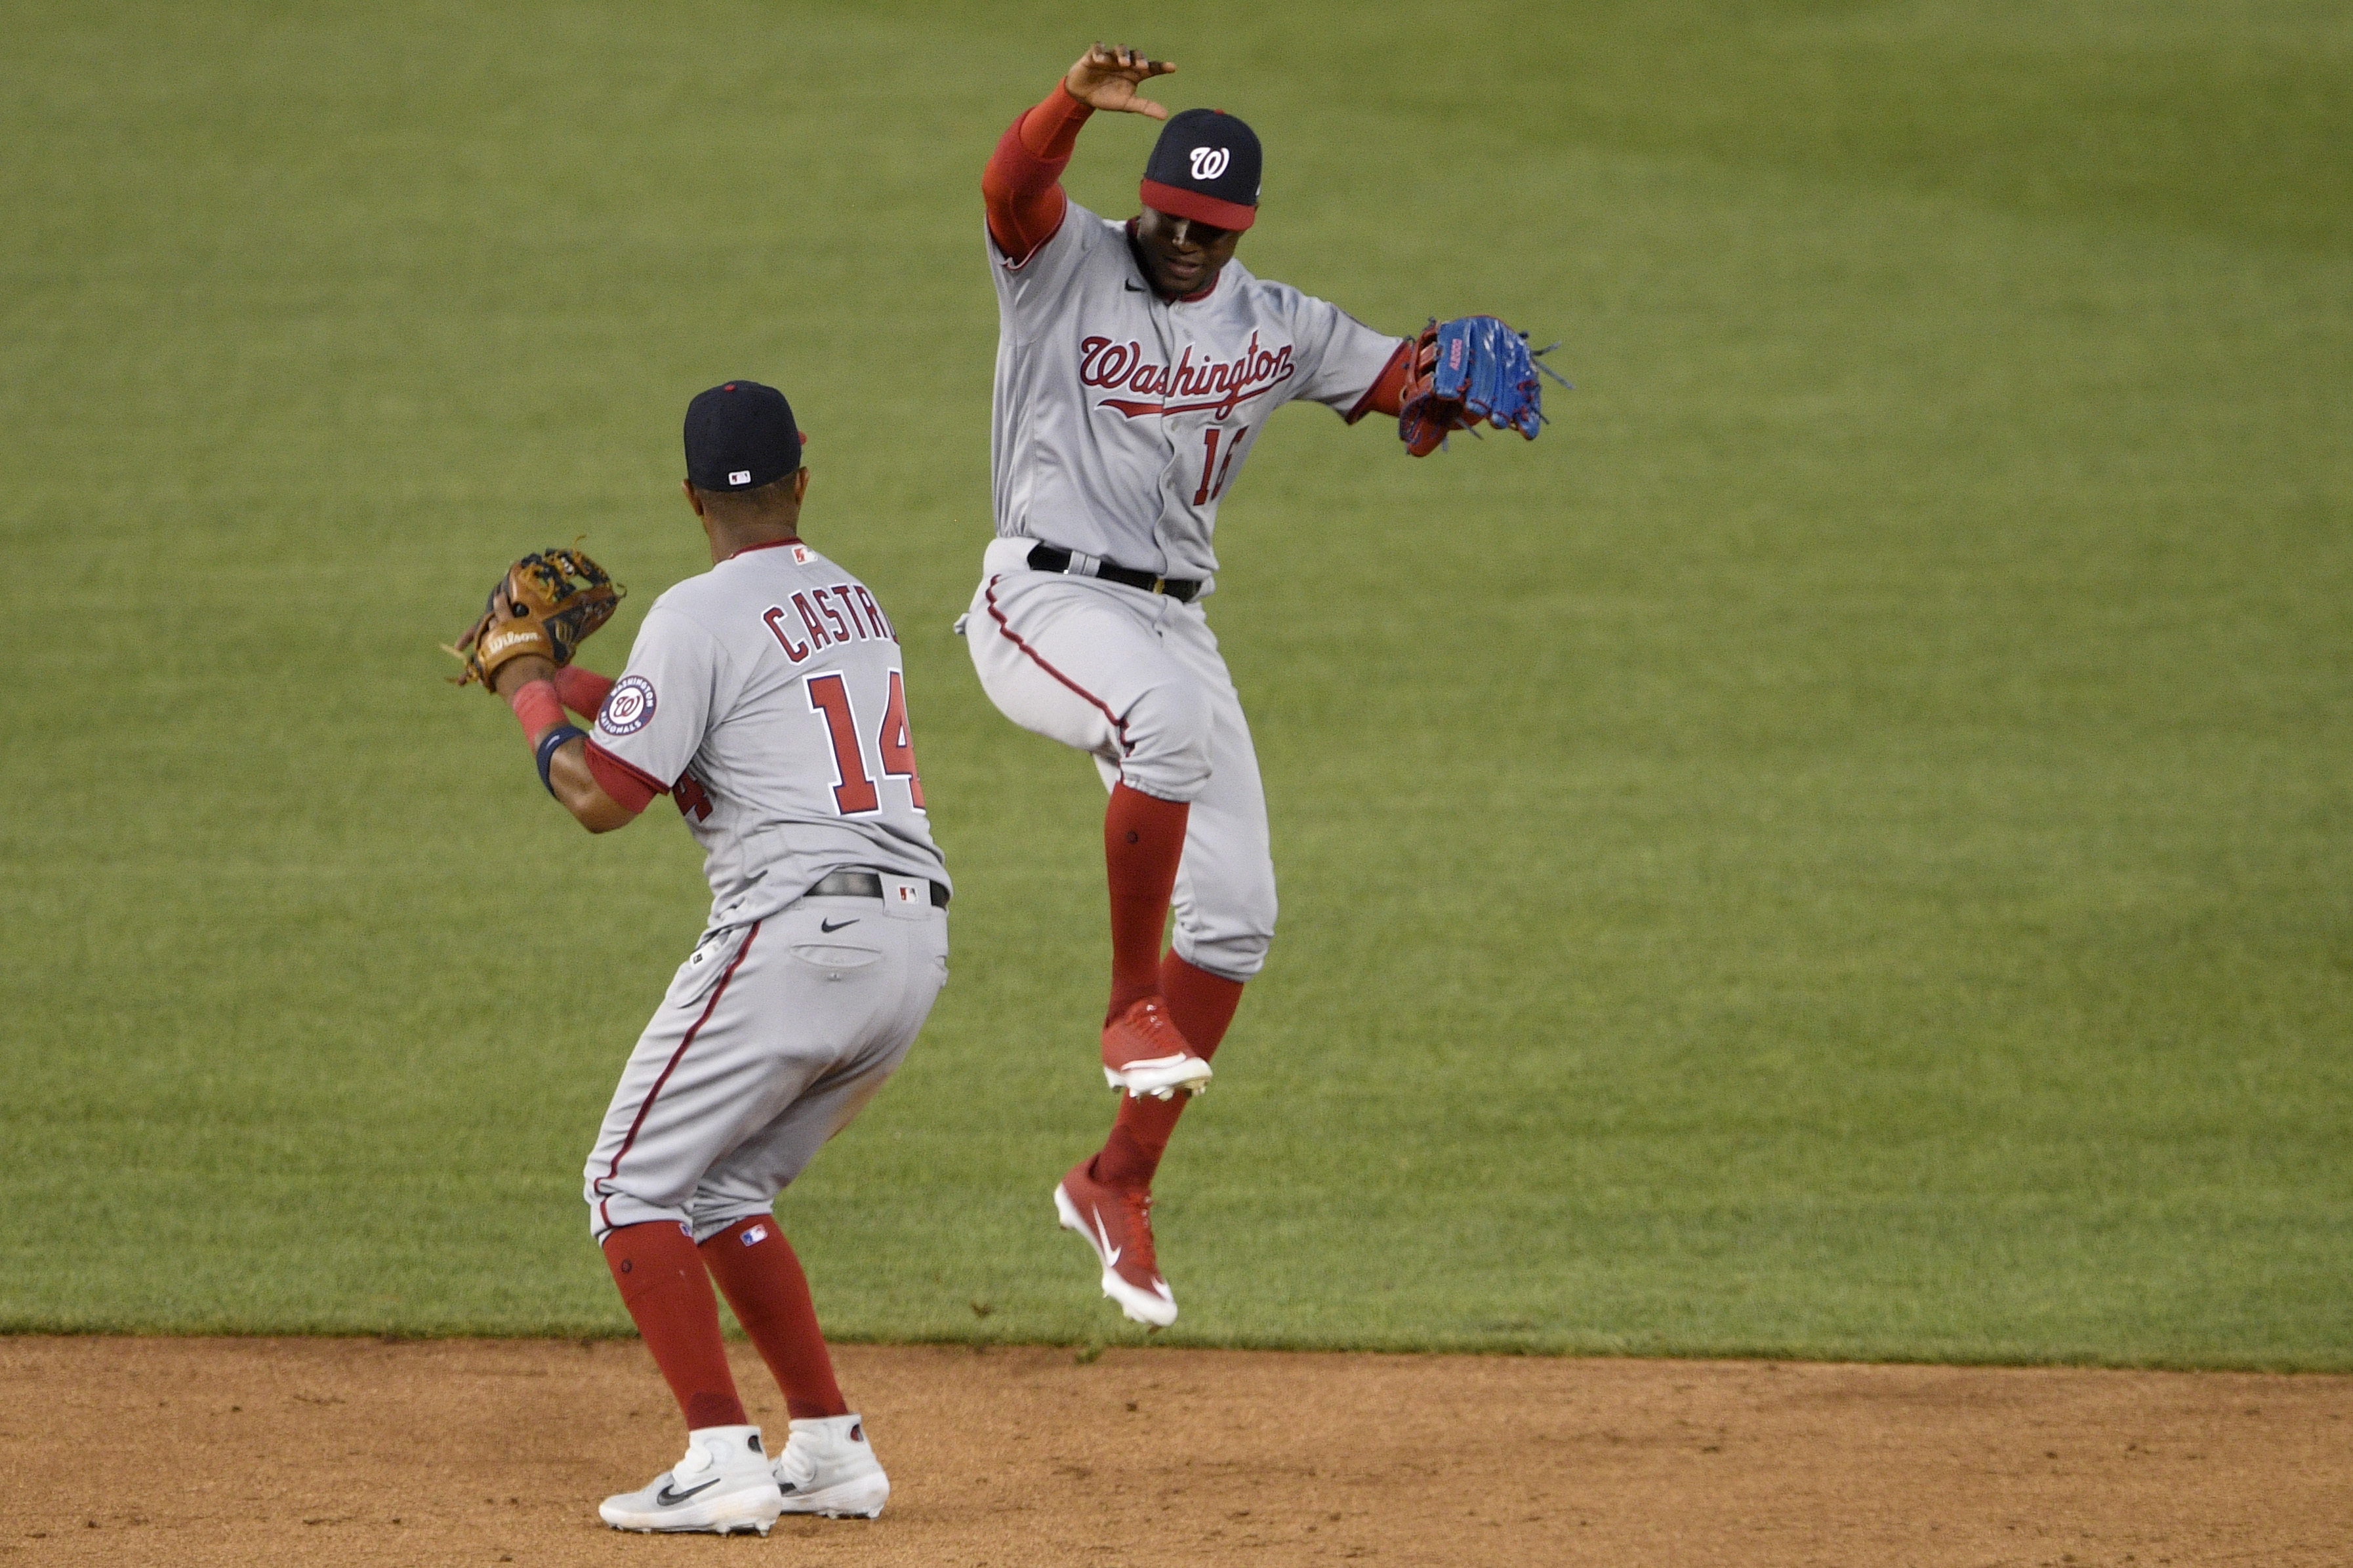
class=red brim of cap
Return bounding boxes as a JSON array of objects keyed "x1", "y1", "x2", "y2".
[{"x1": 1139, "y1": 179, "x2": 1257, "y2": 232}]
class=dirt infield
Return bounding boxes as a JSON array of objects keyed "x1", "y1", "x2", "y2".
[{"x1": 2, "y1": 1338, "x2": 2346, "y2": 1567}]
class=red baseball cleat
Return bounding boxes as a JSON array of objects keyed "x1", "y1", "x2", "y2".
[
  {"x1": 1100, "y1": 995, "x2": 1212, "y2": 1099},
  {"x1": 1054, "y1": 1158, "x2": 1179, "y2": 1329}
]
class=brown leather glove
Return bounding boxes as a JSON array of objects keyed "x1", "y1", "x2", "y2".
[{"x1": 444, "y1": 548, "x2": 623, "y2": 691}]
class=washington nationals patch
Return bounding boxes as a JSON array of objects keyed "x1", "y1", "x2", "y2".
[{"x1": 598, "y1": 675, "x2": 657, "y2": 736}]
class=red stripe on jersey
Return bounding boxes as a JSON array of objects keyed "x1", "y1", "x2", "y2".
[{"x1": 1095, "y1": 382, "x2": 1285, "y2": 421}]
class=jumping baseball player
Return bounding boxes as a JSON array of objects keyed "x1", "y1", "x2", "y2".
[
  {"x1": 963, "y1": 45, "x2": 1554, "y2": 1329},
  {"x1": 451, "y1": 382, "x2": 950, "y2": 1535}
]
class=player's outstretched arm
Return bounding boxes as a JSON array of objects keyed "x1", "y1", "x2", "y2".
[
  {"x1": 494, "y1": 655, "x2": 640, "y2": 834},
  {"x1": 983, "y1": 43, "x2": 1174, "y2": 263}
]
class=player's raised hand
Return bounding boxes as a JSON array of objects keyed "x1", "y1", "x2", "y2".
[{"x1": 1065, "y1": 43, "x2": 1175, "y2": 119}]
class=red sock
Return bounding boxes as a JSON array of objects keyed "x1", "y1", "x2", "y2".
[
  {"x1": 699, "y1": 1217, "x2": 849, "y2": 1421},
  {"x1": 602, "y1": 1222, "x2": 747, "y2": 1431},
  {"x1": 1159, "y1": 952, "x2": 1246, "y2": 1057},
  {"x1": 1094, "y1": 955, "x2": 1247, "y2": 1191},
  {"x1": 1104, "y1": 783, "x2": 1191, "y2": 1019}
]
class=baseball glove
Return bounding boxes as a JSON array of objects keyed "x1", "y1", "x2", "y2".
[
  {"x1": 443, "y1": 546, "x2": 623, "y2": 691},
  {"x1": 1397, "y1": 315, "x2": 1570, "y2": 457}
]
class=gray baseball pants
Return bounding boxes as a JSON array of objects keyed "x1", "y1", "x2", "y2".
[
  {"x1": 584, "y1": 879, "x2": 949, "y2": 1243},
  {"x1": 962, "y1": 536, "x2": 1277, "y2": 981}
]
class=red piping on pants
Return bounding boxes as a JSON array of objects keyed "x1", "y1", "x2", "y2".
[
  {"x1": 593, "y1": 921, "x2": 763, "y2": 1236},
  {"x1": 983, "y1": 573, "x2": 1131, "y2": 753}
]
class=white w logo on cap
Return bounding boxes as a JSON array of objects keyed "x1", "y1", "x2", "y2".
[{"x1": 1189, "y1": 146, "x2": 1230, "y2": 181}]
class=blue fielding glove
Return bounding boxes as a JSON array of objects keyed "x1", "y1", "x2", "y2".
[{"x1": 1397, "y1": 315, "x2": 1569, "y2": 455}]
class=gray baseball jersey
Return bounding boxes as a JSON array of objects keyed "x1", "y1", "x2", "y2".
[
  {"x1": 988, "y1": 200, "x2": 1402, "y2": 584},
  {"x1": 586, "y1": 540, "x2": 949, "y2": 933}
]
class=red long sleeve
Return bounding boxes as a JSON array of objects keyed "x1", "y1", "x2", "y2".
[
  {"x1": 983, "y1": 83, "x2": 1094, "y2": 264},
  {"x1": 584, "y1": 740, "x2": 660, "y2": 814},
  {"x1": 552, "y1": 663, "x2": 614, "y2": 717},
  {"x1": 1345, "y1": 340, "x2": 1415, "y2": 424}
]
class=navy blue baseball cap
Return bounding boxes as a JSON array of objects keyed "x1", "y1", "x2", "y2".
[
  {"x1": 1141, "y1": 108, "x2": 1261, "y2": 231},
  {"x1": 684, "y1": 380, "x2": 802, "y2": 491}
]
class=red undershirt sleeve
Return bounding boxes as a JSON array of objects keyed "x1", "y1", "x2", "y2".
[
  {"x1": 583, "y1": 740, "x2": 661, "y2": 815},
  {"x1": 983, "y1": 82, "x2": 1094, "y2": 264},
  {"x1": 552, "y1": 664, "x2": 614, "y2": 719},
  {"x1": 1345, "y1": 340, "x2": 1415, "y2": 424}
]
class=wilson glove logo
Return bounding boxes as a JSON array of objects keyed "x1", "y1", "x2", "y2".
[{"x1": 1188, "y1": 146, "x2": 1230, "y2": 180}]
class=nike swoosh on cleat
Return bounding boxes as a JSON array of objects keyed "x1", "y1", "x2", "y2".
[
  {"x1": 654, "y1": 1477, "x2": 724, "y2": 1507},
  {"x1": 819, "y1": 918, "x2": 857, "y2": 933},
  {"x1": 1090, "y1": 1205, "x2": 1122, "y2": 1266}
]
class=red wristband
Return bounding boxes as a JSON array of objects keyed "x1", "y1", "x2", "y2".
[{"x1": 506, "y1": 678, "x2": 565, "y2": 746}]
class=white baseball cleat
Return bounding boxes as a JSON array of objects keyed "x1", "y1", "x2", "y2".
[
  {"x1": 598, "y1": 1424, "x2": 784, "y2": 1535},
  {"x1": 1055, "y1": 1158, "x2": 1179, "y2": 1328},
  {"x1": 773, "y1": 1413, "x2": 890, "y2": 1518},
  {"x1": 1101, "y1": 996, "x2": 1212, "y2": 1100}
]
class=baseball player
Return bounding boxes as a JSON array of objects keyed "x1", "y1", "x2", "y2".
[
  {"x1": 455, "y1": 382, "x2": 950, "y2": 1535},
  {"x1": 962, "y1": 45, "x2": 1552, "y2": 1329}
]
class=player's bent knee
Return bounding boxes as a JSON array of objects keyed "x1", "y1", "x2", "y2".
[
  {"x1": 684, "y1": 1198, "x2": 778, "y2": 1245},
  {"x1": 1116, "y1": 679, "x2": 1215, "y2": 801},
  {"x1": 1174, "y1": 927, "x2": 1273, "y2": 983},
  {"x1": 1174, "y1": 880, "x2": 1278, "y2": 982},
  {"x1": 584, "y1": 1179, "x2": 691, "y2": 1244}
]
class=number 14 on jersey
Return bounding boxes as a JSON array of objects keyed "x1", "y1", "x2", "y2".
[{"x1": 806, "y1": 670, "x2": 926, "y2": 815}]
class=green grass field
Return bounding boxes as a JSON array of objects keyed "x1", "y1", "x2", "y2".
[{"x1": 2, "y1": 0, "x2": 2347, "y2": 1369}]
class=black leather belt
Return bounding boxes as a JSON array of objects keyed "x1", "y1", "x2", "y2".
[
  {"x1": 1028, "y1": 543, "x2": 1200, "y2": 603},
  {"x1": 806, "y1": 869, "x2": 950, "y2": 908}
]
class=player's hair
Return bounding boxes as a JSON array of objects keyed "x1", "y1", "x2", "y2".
[{"x1": 693, "y1": 470, "x2": 802, "y2": 523}]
